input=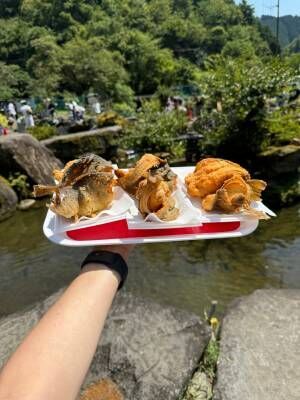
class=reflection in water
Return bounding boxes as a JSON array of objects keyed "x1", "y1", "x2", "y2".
[{"x1": 0, "y1": 204, "x2": 299, "y2": 317}]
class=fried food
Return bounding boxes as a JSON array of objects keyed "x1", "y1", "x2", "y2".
[
  {"x1": 136, "y1": 176, "x2": 179, "y2": 221},
  {"x1": 185, "y1": 158, "x2": 267, "y2": 217},
  {"x1": 33, "y1": 154, "x2": 114, "y2": 220},
  {"x1": 116, "y1": 154, "x2": 165, "y2": 194},
  {"x1": 116, "y1": 154, "x2": 179, "y2": 221}
]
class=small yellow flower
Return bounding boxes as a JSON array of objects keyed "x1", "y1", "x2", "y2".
[{"x1": 210, "y1": 317, "x2": 219, "y2": 331}]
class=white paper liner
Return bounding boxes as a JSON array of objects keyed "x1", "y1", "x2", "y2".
[
  {"x1": 126, "y1": 188, "x2": 203, "y2": 229},
  {"x1": 50, "y1": 186, "x2": 134, "y2": 234},
  {"x1": 175, "y1": 166, "x2": 276, "y2": 221}
]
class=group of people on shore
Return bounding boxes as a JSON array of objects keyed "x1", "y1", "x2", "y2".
[
  {"x1": 165, "y1": 96, "x2": 205, "y2": 121},
  {"x1": 3, "y1": 100, "x2": 35, "y2": 131},
  {"x1": 0, "y1": 97, "x2": 92, "y2": 136},
  {"x1": 0, "y1": 100, "x2": 35, "y2": 135}
]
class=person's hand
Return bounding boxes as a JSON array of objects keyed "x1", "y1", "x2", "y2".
[{"x1": 92, "y1": 244, "x2": 135, "y2": 262}]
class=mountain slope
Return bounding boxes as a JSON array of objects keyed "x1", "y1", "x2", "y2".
[{"x1": 261, "y1": 15, "x2": 300, "y2": 48}]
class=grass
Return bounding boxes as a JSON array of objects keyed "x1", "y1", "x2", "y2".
[{"x1": 180, "y1": 317, "x2": 220, "y2": 400}]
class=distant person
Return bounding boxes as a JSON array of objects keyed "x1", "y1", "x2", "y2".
[
  {"x1": 75, "y1": 104, "x2": 85, "y2": 121},
  {"x1": 165, "y1": 97, "x2": 175, "y2": 112},
  {"x1": 174, "y1": 97, "x2": 187, "y2": 113},
  {"x1": 7, "y1": 102, "x2": 17, "y2": 120},
  {"x1": 136, "y1": 97, "x2": 142, "y2": 112},
  {"x1": 91, "y1": 99, "x2": 101, "y2": 115},
  {"x1": 20, "y1": 100, "x2": 35, "y2": 129},
  {"x1": 48, "y1": 101, "x2": 56, "y2": 119},
  {"x1": 69, "y1": 101, "x2": 84, "y2": 121},
  {"x1": 186, "y1": 104, "x2": 193, "y2": 121},
  {"x1": 194, "y1": 96, "x2": 205, "y2": 116},
  {"x1": 0, "y1": 121, "x2": 8, "y2": 136}
]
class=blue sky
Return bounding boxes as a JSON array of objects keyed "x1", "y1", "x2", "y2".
[{"x1": 235, "y1": 0, "x2": 299, "y2": 17}]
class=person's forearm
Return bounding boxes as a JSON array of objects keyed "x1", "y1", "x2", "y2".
[{"x1": 0, "y1": 264, "x2": 119, "y2": 400}]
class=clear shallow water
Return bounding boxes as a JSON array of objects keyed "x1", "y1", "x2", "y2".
[{"x1": 0, "y1": 203, "x2": 299, "y2": 317}]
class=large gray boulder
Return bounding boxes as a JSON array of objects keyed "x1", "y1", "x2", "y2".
[
  {"x1": 0, "y1": 177, "x2": 18, "y2": 221},
  {"x1": 0, "y1": 134, "x2": 62, "y2": 184},
  {"x1": 42, "y1": 126, "x2": 122, "y2": 162},
  {"x1": 214, "y1": 289, "x2": 300, "y2": 400},
  {"x1": 0, "y1": 290, "x2": 210, "y2": 400}
]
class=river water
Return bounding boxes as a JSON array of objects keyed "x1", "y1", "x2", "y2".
[{"x1": 0, "y1": 203, "x2": 299, "y2": 318}]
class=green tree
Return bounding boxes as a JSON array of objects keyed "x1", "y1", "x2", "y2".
[
  {"x1": 27, "y1": 35, "x2": 62, "y2": 96},
  {"x1": 0, "y1": 0, "x2": 21, "y2": 18},
  {"x1": 0, "y1": 18, "x2": 48, "y2": 67},
  {"x1": 194, "y1": 57, "x2": 295, "y2": 159},
  {"x1": 196, "y1": 0, "x2": 243, "y2": 27},
  {"x1": 239, "y1": 0, "x2": 255, "y2": 25},
  {"x1": 0, "y1": 62, "x2": 31, "y2": 99},
  {"x1": 61, "y1": 37, "x2": 131, "y2": 101}
]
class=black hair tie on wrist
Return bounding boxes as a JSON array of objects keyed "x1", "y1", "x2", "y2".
[{"x1": 80, "y1": 250, "x2": 128, "y2": 290}]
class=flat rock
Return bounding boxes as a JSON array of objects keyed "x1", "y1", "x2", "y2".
[
  {"x1": 0, "y1": 290, "x2": 210, "y2": 400},
  {"x1": 42, "y1": 126, "x2": 122, "y2": 162},
  {"x1": 0, "y1": 134, "x2": 62, "y2": 184},
  {"x1": 258, "y1": 145, "x2": 300, "y2": 176},
  {"x1": 17, "y1": 199, "x2": 36, "y2": 210},
  {"x1": 0, "y1": 177, "x2": 18, "y2": 221},
  {"x1": 214, "y1": 289, "x2": 300, "y2": 400}
]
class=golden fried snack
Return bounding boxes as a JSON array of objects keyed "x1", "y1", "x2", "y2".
[
  {"x1": 115, "y1": 154, "x2": 164, "y2": 195},
  {"x1": 185, "y1": 158, "x2": 267, "y2": 217},
  {"x1": 136, "y1": 177, "x2": 179, "y2": 221},
  {"x1": 116, "y1": 154, "x2": 179, "y2": 221},
  {"x1": 33, "y1": 154, "x2": 114, "y2": 220}
]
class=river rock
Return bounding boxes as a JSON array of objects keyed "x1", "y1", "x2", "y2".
[
  {"x1": 258, "y1": 145, "x2": 300, "y2": 176},
  {"x1": 0, "y1": 290, "x2": 210, "y2": 400},
  {"x1": 42, "y1": 126, "x2": 122, "y2": 162},
  {"x1": 0, "y1": 177, "x2": 18, "y2": 221},
  {"x1": 214, "y1": 289, "x2": 300, "y2": 400},
  {"x1": 0, "y1": 134, "x2": 62, "y2": 184},
  {"x1": 17, "y1": 199, "x2": 36, "y2": 211}
]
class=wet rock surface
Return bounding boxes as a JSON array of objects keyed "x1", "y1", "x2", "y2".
[
  {"x1": 42, "y1": 126, "x2": 122, "y2": 162},
  {"x1": 257, "y1": 145, "x2": 300, "y2": 206},
  {"x1": 0, "y1": 290, "x2": 210, "y2": 400},
  {"x1": 0, "y1": 177, "x2": 18, "y2": 221},
  {"x1": 258, "y1": 145, "x2": 300, "y2": 175},
  {"x1": 0, "y1": 134, "x2": 62, "y2": 184},
  {"x1": 214, "y1": 289, "x2": 300, "y2": 400}
]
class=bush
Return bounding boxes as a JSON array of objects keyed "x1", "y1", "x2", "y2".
[
  {"x1": 96, "y1": 111, "x2": 127, "y2": 128},
  {"x1": 0, "y1": 114, "x2": 8, "y2": 128},
  {"x1": 193, "y1": 56, "x2": 297, "y2": 160},
  {"x1": 8, "y1": 173, "x2": 31, "y2": 200},
  {"x1": 112, "y1": 103, "x2": 135, "y2": 117},
  {"x1": 121, "y1": 99, "x2": 188, "y2": 155},
  {"x1": 264, "y1": 108, "x2": 300, "y2": 145},
  {"x1": 28, "y1": 125, "x2": 58, "y2": 140}
]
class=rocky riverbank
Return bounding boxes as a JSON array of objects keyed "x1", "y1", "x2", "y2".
[
  {"x1": 1, "y1": 288, "x2": 299, "y2": 400},
  {"x1": 257, "y1": 144, "x2": 300, "y2": 207},
  {"x1": 214, "y1": 289, "x2": 300, "y2": 400},
  {"x1": 0, "y1": 290, "x2": 210, "y2": 400}
]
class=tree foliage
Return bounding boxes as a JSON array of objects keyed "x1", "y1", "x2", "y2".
[
  {"x1": 0, "y1": 0, "x2": 292, "y2": 100},
  {"x1": 194, "y1": 57, "x2": 297, "y2": 160}
]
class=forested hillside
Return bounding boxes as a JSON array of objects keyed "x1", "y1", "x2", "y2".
[
  {"x1": 0, "y1": 0, "x2": 281, "y2": 101},
  {"x1": 261, "y1": 15, "x2": 300, "y2": 49}
]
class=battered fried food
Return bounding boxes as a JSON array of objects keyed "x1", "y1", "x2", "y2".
[
  {"x1": 116, "y1": 154, "x2": 179, "y2": 221},
  {"x1": 185, "y1": 158, "x2": 267, "y2": 217},
  {"x1": 33, "y1": 154, "x2": 114, "y2": 220}
]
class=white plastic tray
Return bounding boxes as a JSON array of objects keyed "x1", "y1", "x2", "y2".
[{"x1": 43, "y1": 167, "x2": 275, "y2": 246}]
